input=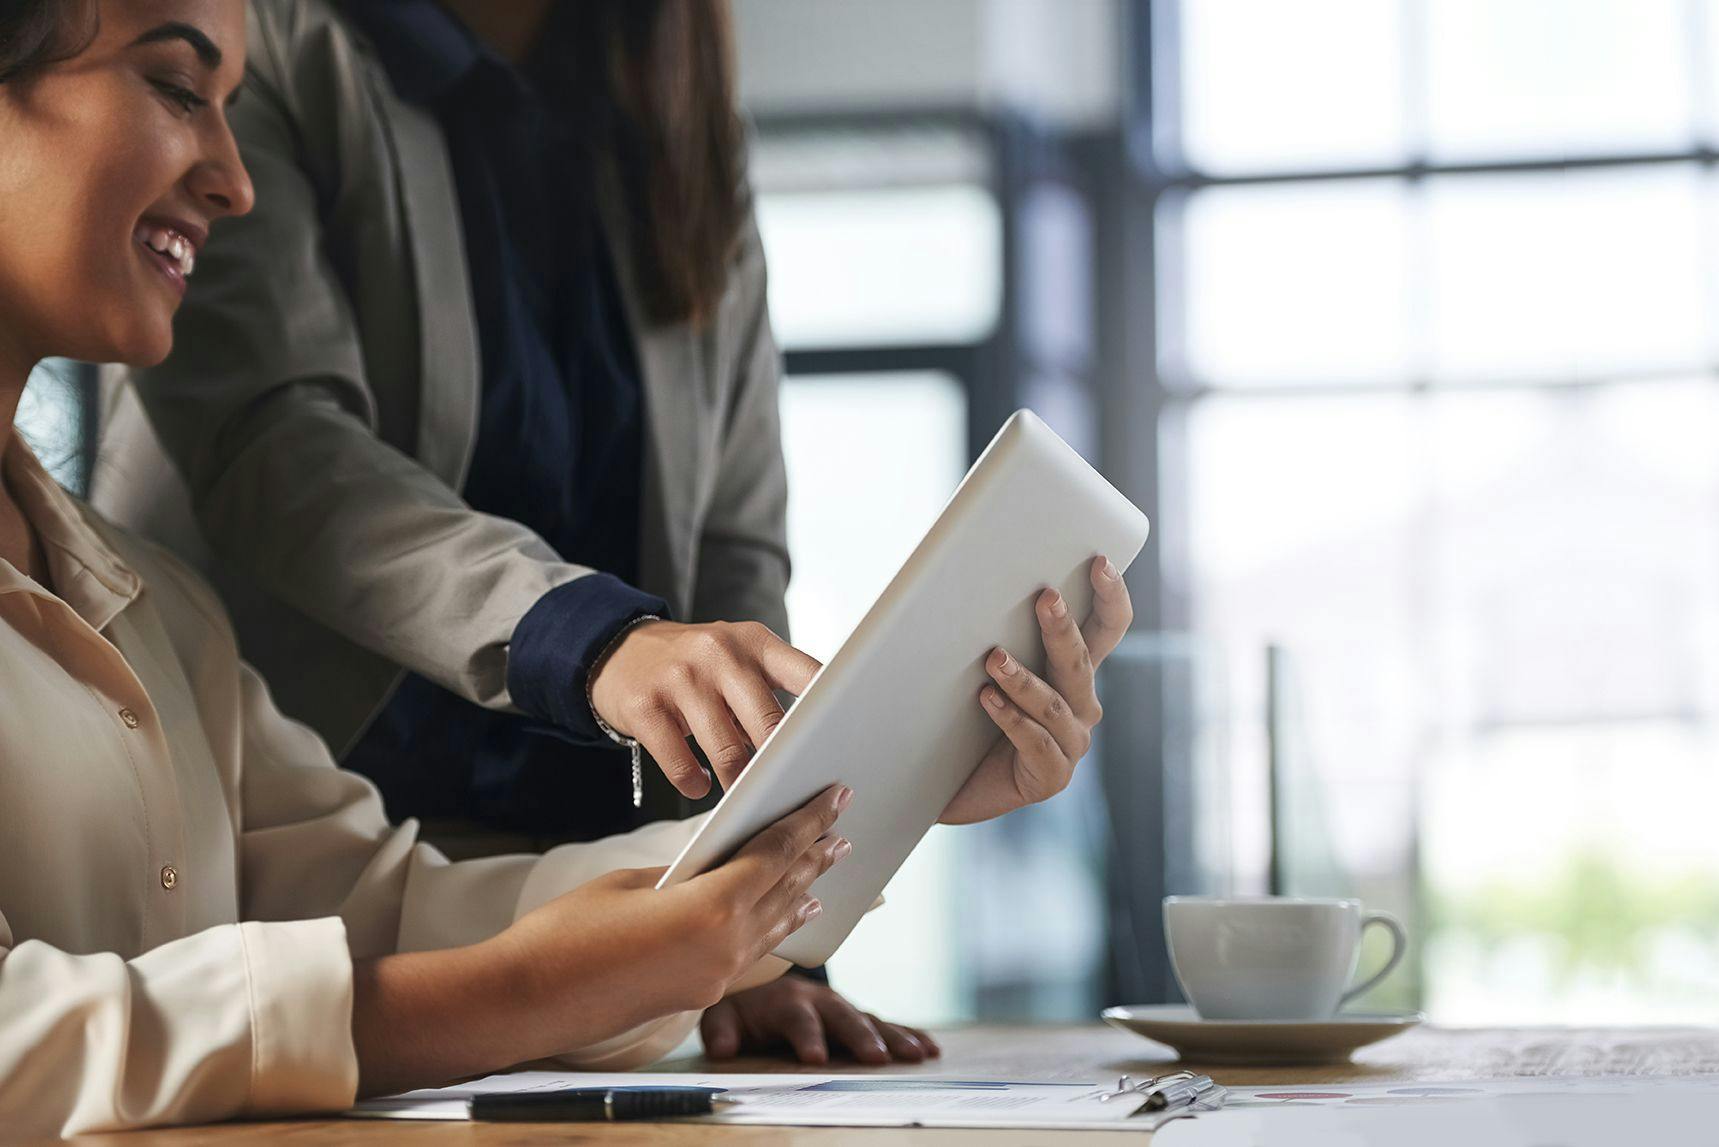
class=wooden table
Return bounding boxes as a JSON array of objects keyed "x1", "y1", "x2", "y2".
[{"x1": 57, "y1": 1024, "x2": 1719, "y2": 1146}]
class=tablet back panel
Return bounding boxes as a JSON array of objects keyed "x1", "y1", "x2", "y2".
[{"x1": 657, "y1": 409, "x2": 1151, "y2": 965}]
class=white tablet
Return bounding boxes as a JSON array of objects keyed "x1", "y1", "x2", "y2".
[{"x1": 656, "y1": 409, "x2": 1150, "y2": 965}]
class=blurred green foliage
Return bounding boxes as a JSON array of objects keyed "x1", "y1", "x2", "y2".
[{"x1": 1427, "y1": 848, "x2": 1719, "y2": 984}]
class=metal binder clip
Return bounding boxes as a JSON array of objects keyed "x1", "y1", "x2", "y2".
[
  {"x1": 1081, "y1": 1070, "x2": 1195, "y2": 1103},
  {"x1": 1081, "y1": 1071, "x2": 1225, "y2": 1115}
]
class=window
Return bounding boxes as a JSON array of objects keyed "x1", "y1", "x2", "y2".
[
  {"x1": 1156, "y1": 0, "x2": 1719, "y2": 1020},
  {"x1": 758, "y1": 186, "x2": 1002, "y2": 350},
  {"x1": 752, "y1": 124, "x2": 1002, "y2": 351}
]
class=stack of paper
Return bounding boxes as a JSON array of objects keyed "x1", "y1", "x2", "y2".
[
  {"x1": 353, "y1": 1070, "x2": 1190, "y2": 1131},
  {"x1": 1156, "y1": 1076, "x2": 1719, "y2": 1146}
]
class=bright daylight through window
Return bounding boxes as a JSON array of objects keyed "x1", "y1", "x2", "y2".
[{"x1": 1167, "y1": 0, "x2": 1719, "y2": 1023}]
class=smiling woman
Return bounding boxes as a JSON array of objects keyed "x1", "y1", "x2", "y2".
[
  {"x1": 0, "y1": 3, "x2": 871, "y2": 1137},
  {"x1": 0, "y1": 0, "x2": 251, "y2": 374}
]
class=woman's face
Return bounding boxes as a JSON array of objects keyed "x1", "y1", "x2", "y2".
[{"x1": 0, "y1": 0, "x2": 252, "y2": 371}]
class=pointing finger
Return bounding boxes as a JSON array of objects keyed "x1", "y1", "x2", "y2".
[{"x1": 745, "y1": 626, "x2": 823, "y2": 696}]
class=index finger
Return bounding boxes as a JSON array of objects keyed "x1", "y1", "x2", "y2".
[
  {"x1": 713, "y1": 784, "x2": 851, "y2": 901},
  {"x1": 743, "y1": 625, "x2": 824, "y2": 695}
]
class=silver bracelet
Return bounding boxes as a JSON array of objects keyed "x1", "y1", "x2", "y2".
[{"x1": 587, "y1": 614, "x2": 662, "y2": 808}]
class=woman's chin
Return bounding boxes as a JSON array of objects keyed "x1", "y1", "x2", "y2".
[
  {"x1": 102, "y1": 322, "x2": 175, "y2": 369},
  {"x1": 94, "y1": 274, "x2": 181, "y2": 366},
  {"x1": 130, "y1": 338, "x2": 174, "y2": 368}
]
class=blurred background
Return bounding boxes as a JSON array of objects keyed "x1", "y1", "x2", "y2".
[{"x1": 22, "y1": 0, "x2": 1719, "y2": 1028}]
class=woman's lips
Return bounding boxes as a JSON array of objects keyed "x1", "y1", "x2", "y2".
[
  {"x1": 134, "y1": 221, "x2": 198, "y2": 297},
  {"x1": 136, "y1": 239, "x2": 189, "y2": 297}
]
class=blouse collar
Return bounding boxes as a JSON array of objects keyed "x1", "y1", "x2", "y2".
[{"x1": 0, "y1": 430, "x2": 141, "y2": 631}]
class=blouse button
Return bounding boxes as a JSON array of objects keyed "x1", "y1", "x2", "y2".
[
  {"x1": 118, "y1": 707, "x2": 140, "y2": 729},
  {"x1": 160, "y1": 865, "x2": 178, "y2": 890}
]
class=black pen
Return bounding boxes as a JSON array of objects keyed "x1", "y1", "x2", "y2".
[{"x1": 470, "y1": 1086, "x2": 736, "y2": 1122}]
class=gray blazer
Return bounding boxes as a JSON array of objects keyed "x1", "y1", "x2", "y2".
[{"x1": 93, "y1": 0, "x2": 791, "y2": 758}]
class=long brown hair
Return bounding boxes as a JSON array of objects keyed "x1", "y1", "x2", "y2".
[
  {"x1": 0, "y1": 0, "x2": 96, "y2": 84},
  {"x1": 551, "y1": 0, "x2": 745, "y2": 329}
]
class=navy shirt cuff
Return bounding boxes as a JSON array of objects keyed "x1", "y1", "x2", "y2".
[{"x1": 507, "y1": 574, "x2": 669, "y2": 745}]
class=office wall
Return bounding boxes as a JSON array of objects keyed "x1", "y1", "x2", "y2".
[{"x1": 733, "y1": 0, "x2": 1123, "y2": 127}]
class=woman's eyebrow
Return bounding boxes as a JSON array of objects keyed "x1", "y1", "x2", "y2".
[{"x1": 129, "y1": 22, "x2": 223, "y2": 69}]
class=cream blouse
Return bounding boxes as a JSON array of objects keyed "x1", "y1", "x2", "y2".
[{"x1": 0, "y1": 433, "x2": 710, "y2": 1138}]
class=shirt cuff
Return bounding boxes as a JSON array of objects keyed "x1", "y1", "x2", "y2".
[
  {"x1": 506, "y1": 575, "x2": 670, "y2": 745},
  {"x1": 237, "y1": 917, "x2": 358, "y2": 1116}
]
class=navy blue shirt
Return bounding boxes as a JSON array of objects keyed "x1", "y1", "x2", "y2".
[{"x1": 343, "y1": 0, "x2": 668, "y2": 837}]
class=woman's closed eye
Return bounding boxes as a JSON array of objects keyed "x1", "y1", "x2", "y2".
[{"x1": 149, "y1": 78, "x2": 208, "y2": 116}]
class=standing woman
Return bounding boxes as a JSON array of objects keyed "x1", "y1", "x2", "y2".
[
  {"x1": 0, "y1": 0, "x2": 854, "y2": 1137},
  {"x1": 97, "y1": 0, "x2": 1133, "y2": 1064}
]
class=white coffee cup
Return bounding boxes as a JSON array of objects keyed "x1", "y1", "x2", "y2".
[{"x1": 1163, "y1": 896, "x2": 1407, "y2": 1021}]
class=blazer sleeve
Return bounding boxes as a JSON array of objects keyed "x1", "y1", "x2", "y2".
[
  {"x1": 125, "y1": 6, "x2": 595, "y2": 712},
  {"x1": 688, "y1": 186, "x2": 794, "y2": 640}
]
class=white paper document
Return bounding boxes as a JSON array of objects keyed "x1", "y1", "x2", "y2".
[
  {"x1": 1155, "y1": 1075, "x2": 1719, "y2": 1147},
  {"x1": 352, "y1": 1070, "x2": 1189, "y2": 1130}
]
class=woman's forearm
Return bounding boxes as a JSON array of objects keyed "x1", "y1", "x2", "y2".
[
  {"x1": 349, "y1": 795, "x2": 850, "y2": 1098},
  {"x1": 350, "y1": 934, "x2": 542, "y2": 1098}
]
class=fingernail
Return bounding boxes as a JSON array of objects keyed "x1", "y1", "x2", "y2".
[
  {"x1": 835, "y1": 785, "x2": 854, "y2": 812},
  {"x1": 983, "y1": 687, "x2": 1004, "y2": 710},
  {"x1": 1048, "y1": 592, "x2": 1068, "y2": 619},
  {"x1": 1102, "y1": 558, "x2": 1120, "y2": 581},
  {"x1": 995, "y1": 650, "x2": 1017, "y2": 676},
  {"x1": 832, "y1": 837, "x2": 853, "y2": 861},
  {"x1": 804, "y1": 899, "x2": 823, "y2": 919}
]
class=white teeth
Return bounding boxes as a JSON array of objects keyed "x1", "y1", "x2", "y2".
[{"x1": 134, "y1": 223, "x2": 196, "y2": 278}]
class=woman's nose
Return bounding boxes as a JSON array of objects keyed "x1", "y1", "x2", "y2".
[{"x1": 188, "y1": 126, "x2": 256, "y2": 219}]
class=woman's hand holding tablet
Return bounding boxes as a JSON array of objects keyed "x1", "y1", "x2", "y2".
[
  {"x1": 941, "y1": 555, "x2": 1135, "y2": 825},
  {"x1": 655, "y1": 410, "x2": 1151, "y2": 967}
]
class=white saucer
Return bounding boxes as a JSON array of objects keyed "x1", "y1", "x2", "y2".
[{"x1": 1102, "y1": 1005, "x2": 1423, "y2": 1065}]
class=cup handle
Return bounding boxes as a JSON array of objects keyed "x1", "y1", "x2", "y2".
[{"x1": 1339, "y1": 911, "x2": 1407, "y2": 1009}]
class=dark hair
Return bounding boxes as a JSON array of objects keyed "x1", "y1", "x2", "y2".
[
  {"x1": 0, "y1": 1, "x2": 96, "y2": 85},
  {"x1": 551, "y1": 1, "x2": 745, "y2": 328}
]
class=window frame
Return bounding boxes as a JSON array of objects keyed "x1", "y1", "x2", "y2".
[{"x1": 1122, "y1": 0, "x2": 1719, "y2": 1010}]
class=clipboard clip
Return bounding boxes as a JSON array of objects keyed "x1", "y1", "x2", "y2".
[
  {"x1": 1081, "y1": 1070, "x2": 1193, "y2": 1102},
  {"x1": 1081, "y1": 1070, "x2": 1226, "y2": 1112}
]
